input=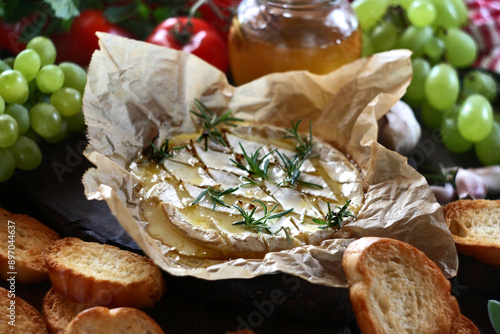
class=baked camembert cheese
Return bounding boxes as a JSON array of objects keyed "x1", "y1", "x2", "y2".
[{"x1": 129, "y1": 105, "x2": 364, "y2": 258}]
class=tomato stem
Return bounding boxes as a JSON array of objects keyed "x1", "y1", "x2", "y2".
[{"x1": 170, "y1": 0, "x2": 208, "y2": 45}]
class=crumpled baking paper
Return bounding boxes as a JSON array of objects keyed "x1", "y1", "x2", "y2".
[{"x1": 82, "y1": 33, "x2": 458, "y2": 287}]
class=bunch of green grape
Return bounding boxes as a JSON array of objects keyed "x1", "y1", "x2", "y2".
[
  {"x1": 0, "y1": 36, "x2": 87, "y2": 182},
  {"x1": 353, "y1": 0, "x2": 500, "y2": 166}
]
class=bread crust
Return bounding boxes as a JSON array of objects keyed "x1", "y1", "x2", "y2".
[
  {"x1": 456, "y1": 314, "x2": 480, "y2": 334},
  {"x1": 0, "y1": 286, "x2": 48, "y2": 333},
  {"x1": 65, "y1": 306, "x2": 164, "y2": 334},
  {"x1": 342, "y1": 237, "x2": 461, "y2": 334},
  {"x1": 43, "y1": 287, "x2": 93, "y2": 334},
  {"x1": 44, "y1": 237, "x2": 166, "y2": 308},
  {"x1": 443, "y1": 199, "x2": 500, "y2": 267},
  {"x1": 0, "y1": 207, "x2": 60, "y2": 283}
]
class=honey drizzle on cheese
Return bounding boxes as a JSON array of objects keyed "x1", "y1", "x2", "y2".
[{"x1": 130, "y1": 126, "x2": 364, "y2": 258}]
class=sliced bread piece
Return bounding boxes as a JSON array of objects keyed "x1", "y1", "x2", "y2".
[
  {"x1": 0, "y1": 207, "x2": 60, "y2": 283},
  {"x1": 443, "y1": 199, "x2": 500, "y2": 267},
  {"x1": 43, "y1": 287, "x2": 93, "y2": 334},
  {"x1": 342, "y1": 237, "x2": 462, "y2": 334},
  {"x1": 456, "y1": 314, "x2": 480, "y2": 334},
  {"x1": 65, "y1": 306, "x2": 164, "y2": 334},
  {"x1": 44, "y1": 237, "x2": 166, "y2": 308},
  {"x1": 0, "y1": 286, "x2": 49, "y2": 333}
]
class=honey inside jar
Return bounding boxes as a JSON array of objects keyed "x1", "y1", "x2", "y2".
[{"x1": 228, "y1": 0, "x2": 362, "y2": 85}]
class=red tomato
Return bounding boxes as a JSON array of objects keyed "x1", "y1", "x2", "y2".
[
  {"x1": 146, "y1": 17, "x2": 229, "y2": 74},
  {"x1": 0, "y1": 14, "x2": 45, "y2": 55},
  {"x1": 52, "y1": 10, "x2": 134, "y2": 67},
  {"x1": 198, "y1": 0, "x2": 241, "y2": 43}
]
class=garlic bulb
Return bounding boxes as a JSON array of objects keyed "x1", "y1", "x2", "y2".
[{"x1": 378, "y1": 100, "x2": 422, "y2": 156}]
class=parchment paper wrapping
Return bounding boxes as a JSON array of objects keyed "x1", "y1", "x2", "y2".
[{"x1": 82, "y1": 33, "x2": 458, "y2": 287}]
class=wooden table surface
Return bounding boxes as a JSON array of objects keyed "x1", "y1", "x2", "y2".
[{"x1": 1, "y1": 132, "x2": 499, "y2": 334}]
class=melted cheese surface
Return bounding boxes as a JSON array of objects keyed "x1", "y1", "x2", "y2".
[{"x1": 129, "y1": 125, "x2": 364, "y2": 258}]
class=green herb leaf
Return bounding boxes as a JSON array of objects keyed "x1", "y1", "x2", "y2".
[
  {"x1": 488, "y1": 300, "x2": 500, "y2": 334},
  {"x1": 284, "y1": 119, "x2": 315, "y2": 160},
  {"x1": 275, "y1": 150, "x2": 322, "y2": 189},
  {"x1": 232, "y1": 200, "x2": 293, "y2": 234},
  {"x1": 145, "y1": 139, "x2": 186, "y2": 164},
  {"x1": 44, "y1": 0, "x2": 79, "y2": 20},
  {"x1": 190, "y1": 99, "x2": 243, "y2": 150},
  {"x1": 275, "y1": 226, "x2": 293, "y2": 246},
  {"x1": 312, "y1": 200, "x2": 356, "y2": 229},
  {"x1": 191, "y1": 186, "x2": 239, "y2": 211},
  {"x1": 231, "y1": 143, "x2": 273, "y2": 185}
]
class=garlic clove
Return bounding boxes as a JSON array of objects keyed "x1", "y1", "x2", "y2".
[
  {"x1": 378, "y1": 100, "x2": 421, "y2": 156},
  {"x1": 455, "y1": 168, "x2": 487, "y2": 199},
  {"x1": 430, "y1": 183, "x2": 457, "y2": 205},
  {"x1": 469, "y1": 165, "x2": 500, "y2": 195}
]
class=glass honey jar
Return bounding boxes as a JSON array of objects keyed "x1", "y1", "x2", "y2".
[{"x1": 228, "y1": 0, "x2": 362, "y2": 85}]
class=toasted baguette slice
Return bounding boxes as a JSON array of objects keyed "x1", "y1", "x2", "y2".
[
  {"x1": 342, "y1": 237, "x2": 461, "y2": 334},
  {"x1": 0, "y1": 207, "x2": 60, "y2": 283},
  {"x1": 0, "y1": 286, "x2": 48, "y2": 333},
  {"x1": 43, "y1": 287, "x2": 93, "y2": 334},
  {"x1": 65, "y1": 306, "x2": 164, "y2": 334},
  {"x1": 443, "y1": 199, "x2": 500, "y2": 267},
  {"x1": 44, "y1": 237, "x2": 166, "y2": 308},
  {"x1": 456, "y1": 314, "x2": 480, "y2": 334}
]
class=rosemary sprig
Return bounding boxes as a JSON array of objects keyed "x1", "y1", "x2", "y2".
[
  {"x1": 232, "y1": 199, "x2": 294, "y2": 234},
  {"x1": 284, "y1": 119, "x2": 315, "y2": 159},
  {"x1": 191, "y1": 186, "x2": 239, "y2": 211},
  {"x1": 231, "y1": 143, "x2": 274, "y2": 185},
  {"x1": 312, "y1": 200, "x2": 356, "y2": 229},
  {"x1": 146, "y1": 139, "x2": 186, "y2": 164},
  {"x1": 275, "y1": 226, "x2": 293, "y2": 246},
  {"x1": 275, "y1": 150, "x2": 323, "y2": 189},
  {"x1": 190, "y1": 99, "x2": 243, "y2": 150}
]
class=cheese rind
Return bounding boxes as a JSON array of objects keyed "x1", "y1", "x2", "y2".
[{"x1": 131, "y1": 124, "x2": 364, "y2": 257}]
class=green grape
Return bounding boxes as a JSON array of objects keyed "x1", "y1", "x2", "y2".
[
  {"x1": 440, "y1": 107, "x2": 473, "y2": 153},
  {"x1": 5, "y1": 104, "x2": 30, "y2": 134},
  {"x1": 462, "y1": 70, "x2": 497, "y2": 102},
  {"x1": 30, "y1": 103, "x2": 62, "y2": 138},
  {"x1": 370, "y1": 22, "x2": 398, "y2": 52},
  {"x1": 424, "y1": 63, "x2": 459, "y2": 110},
  {"x1": 36, "y1": 65, "x2": 64, "y2": 94},
  {"x1": 0, "y1": 114, "x2": 19, "y2": 147},
  {"x1": 59, "y1": 62, "x2": 87, "y2": 95},
  {"x1": 66, "y1": 110, "x2": 86, "y2": 132},
  {"x1": 443, "y1": 28, "x2": 477, "y2": 68},
  {"x1": 4, "y1": 58, "x2": 15, "y2": 69},
  {"x1": 398, "y1": 0, "x2": 413, "y2": 10},
  {"x1": 457, "y1": 94, "x2": 493, "y2": 142},
  {"x1": 424, "y1": 37, "x2": 445, "y2": 60},
  {"x1": 44, "y1": 119, "x2": 69, "y2": 144},
  {"x1": 0, "y1": 60, "x2": 11, "y2": 73},
  {"x1": 0, "y1": 148, "x2": 16, "y2": 182},
  {"x1": 449, "y1": 0, "x2": 468, "y2": 26},
  {"x1": 420, "y1": 100, "x2": 445, "y2": 129},
  {"x1": 26, "y1": 36, "x2": 57, "y2": 66},
  {"x1": 404, "y1": 57, "x2": 430, "y2": 103},
  {"x1": 8, "y1": 136, "x2": 42, "y2": 171},
  {"x1": 50, "y1": 87, "x2": 82, "y2": 117},
  {"x1": 352, "y1": 0, "x2": 389, "y2": 30},
  {"x1": 397, "y1": 26, "x2": 433, "y2": 57},
  {"x1": 0, "y1": 70, "x2": 29, "y2": 104},
  {"x1": 430, "y1": 0, "x2": 459, "y2": 28},
  {"x1": 23, "y1": 128, "x2": 40, "y2": 143},
  {"x1": 475, "y1": 120, "x2": 500, "y2": 165},
  {"x1": 361, "y1": 34, "x2": 374, "y2": 57},
  {"x1": 0, "y1": 95, "x2": 4, "y2": 114},
  {"x1": 13, "y1": 49, "x2": 41, "y2": 81},
  {"x1": 407, "y1": 0, "x2": 437, "y2": 27}
]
